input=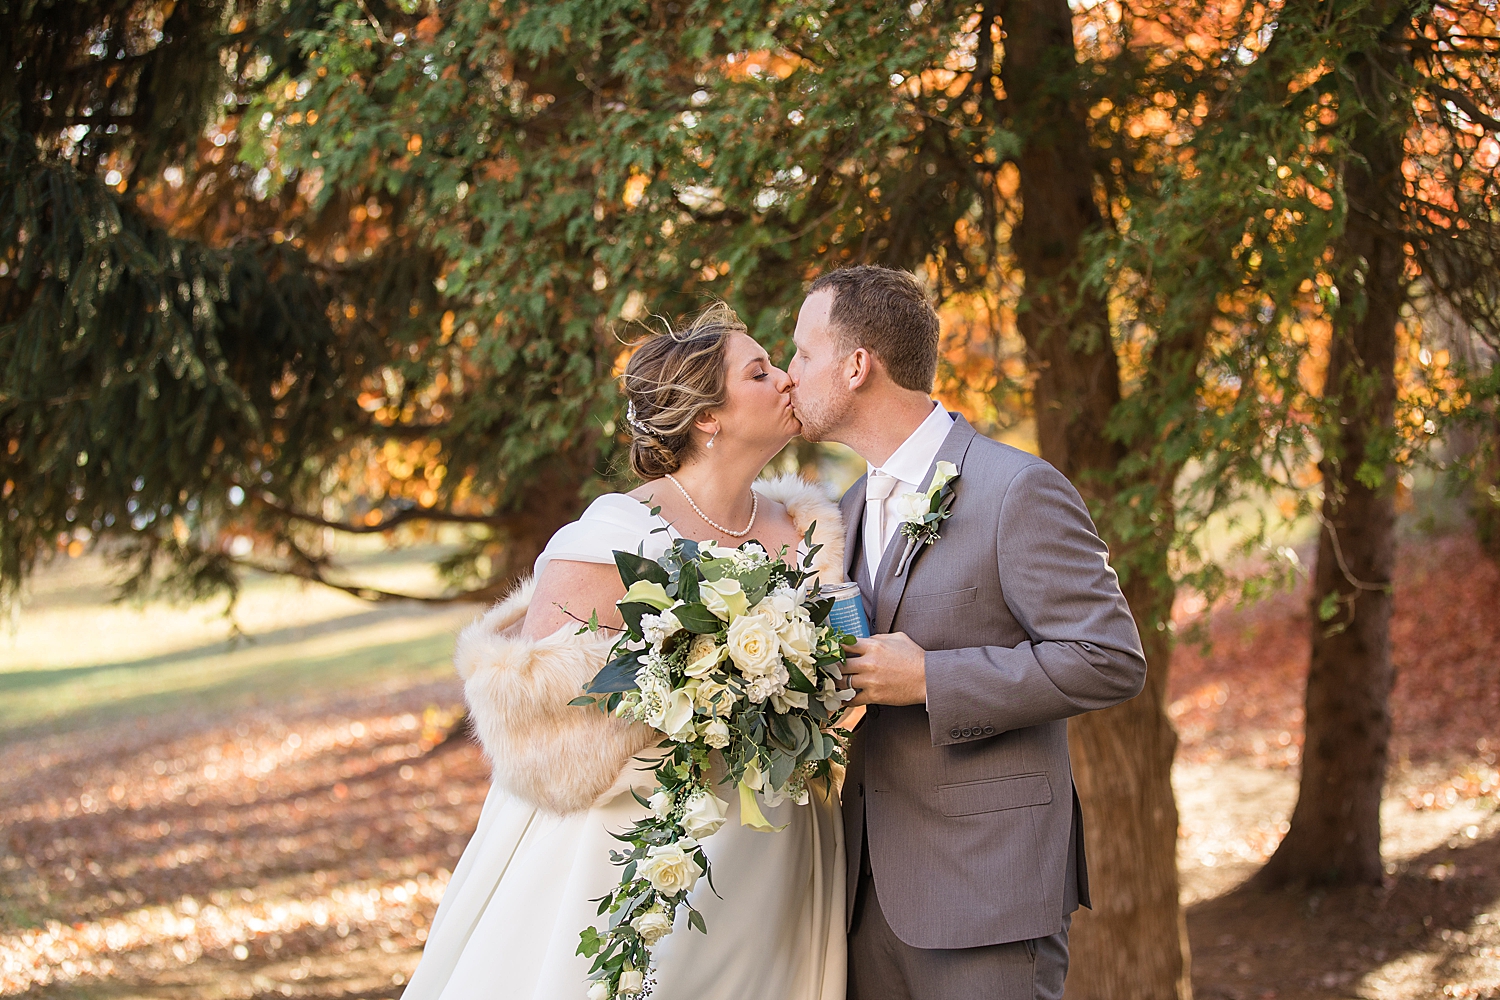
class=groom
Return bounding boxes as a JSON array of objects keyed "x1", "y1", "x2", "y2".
[{"x1": 787, "y1": 266, "x2": 1147, "y2": 1000}]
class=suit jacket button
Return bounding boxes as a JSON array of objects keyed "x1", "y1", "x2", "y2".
[
  {"x1": 961, "y1": 727, "x2": 972, "y2": 737},
  {"x1": 950, "y1": 728, "x2": 961, "y2": 739},
  {"x1": 983, "y1": 725, "x2": 994, "y2": 735}
]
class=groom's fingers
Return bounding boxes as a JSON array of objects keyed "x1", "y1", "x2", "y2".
[
  {"x1": 841, "y1": 632, "x2": 927, "y2": 706},
  {"x1": 842, "y1": 636, "x2": 889, "y2": 705}
]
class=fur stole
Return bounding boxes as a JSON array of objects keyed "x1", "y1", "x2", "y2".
[{"x1": 455, "y1": 475, "x2": 845, "y2": 815}]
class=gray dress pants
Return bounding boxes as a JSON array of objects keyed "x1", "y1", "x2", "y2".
[{"x1": 846, "y1": 862, "x2": 1071, "y2": 1000}]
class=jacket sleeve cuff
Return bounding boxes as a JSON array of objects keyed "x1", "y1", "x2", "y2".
[{"x1": 924, "y1": 647, "x2": 1002, "y2": 747}]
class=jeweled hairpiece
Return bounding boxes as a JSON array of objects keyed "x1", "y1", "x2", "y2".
[{"x1": 624, "y1": 401, "x2": 654, "y2": 437}]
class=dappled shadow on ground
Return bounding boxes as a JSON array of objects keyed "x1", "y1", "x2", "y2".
[
  {"x1": 1170, "y1": 531, "x2": 1500, "y2": 1000},
  {"x1": 1188, "y1": 816, "x2": 1500, "y2": 1000},
  {"x1": 4, "y1": 532, "x2": 1497, "y2": 998},
  {"x1": 1, "y1": 679, "x2": 485, "y2": 998}
]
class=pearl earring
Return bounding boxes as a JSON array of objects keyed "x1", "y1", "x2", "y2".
[{"x1": 707, "y1": 430, "x2": 718, "y2": 450}]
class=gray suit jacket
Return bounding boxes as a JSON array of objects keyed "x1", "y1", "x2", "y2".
[{"x1": 840, "y1": 414, "x2": 1146, "y2": 949}]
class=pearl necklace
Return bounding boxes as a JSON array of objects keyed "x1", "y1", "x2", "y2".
[{"x1": 664, "y1": 473, "x2": 759, "y2": 538}]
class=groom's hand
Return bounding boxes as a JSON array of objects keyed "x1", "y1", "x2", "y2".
[{"x1": 844, "y1": 632, "x2": 927, "y2": 707}]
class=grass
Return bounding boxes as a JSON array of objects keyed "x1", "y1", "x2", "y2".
[
  {"x1": 3, "y1": 518, "x2": 1496, "y2": 1000},
  {"x1": 1, "y1": 550, "x2": 476, "y2": 742}
]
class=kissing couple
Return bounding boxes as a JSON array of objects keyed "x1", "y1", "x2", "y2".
[{"x1": 400, "y1": 266, "x2": 1147, "y2": 1000}]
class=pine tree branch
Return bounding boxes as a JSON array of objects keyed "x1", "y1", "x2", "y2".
[
  {"x1": 253, "y1": 491, "x2": 510, "y2": 532},
  {"x1": 230, "y1": 544, "x2": 509, "y2": 605},
  {"x1": 1428, "y1": 85, "x2": 1500, "y2": 133}
]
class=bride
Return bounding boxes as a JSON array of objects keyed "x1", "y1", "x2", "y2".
[{"x1": 401, "y1": 303, "x2": 848, "y2": 1000}]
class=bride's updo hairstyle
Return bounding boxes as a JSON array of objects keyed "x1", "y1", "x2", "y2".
[{"x1": 621, "y1": 302, "x2": 746, "y2": 479}]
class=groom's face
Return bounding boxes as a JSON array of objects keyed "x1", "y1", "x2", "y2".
[{"x1": 788, "y1": 289, "x2": 855, "y2": 443}]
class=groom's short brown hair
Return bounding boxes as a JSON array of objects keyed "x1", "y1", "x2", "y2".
[{"x1": 808, "y1": 265, "x2": 940, "y2": 392}]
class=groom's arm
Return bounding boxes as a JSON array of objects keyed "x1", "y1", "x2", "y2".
[{"x1": 922, "y1": 461, "x2": 1146, "y2": 745}]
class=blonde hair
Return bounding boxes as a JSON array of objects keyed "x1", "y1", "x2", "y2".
[{"x1": 621, "y1": 302, "x2": 746, "y2": 479}]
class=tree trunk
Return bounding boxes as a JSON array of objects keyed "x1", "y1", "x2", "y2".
[
  {"x1": 1069, "y1": 569, "x2": 1191, "y2": 999},
  {"x1": 1255, "y1": 8, "x2": 1410, "y2": 889},
  {"x1": 998, "y1": 1, "x2": 1190, "y2": 996}
]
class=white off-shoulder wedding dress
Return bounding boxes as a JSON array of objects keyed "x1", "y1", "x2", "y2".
[{"x1": 401, "y1": 478, "x2": 847, "y2": 1000}]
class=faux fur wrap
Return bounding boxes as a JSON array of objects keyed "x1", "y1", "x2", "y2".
[{"x1": 455, "y1": 475, "x2": 845, "y2": 815}]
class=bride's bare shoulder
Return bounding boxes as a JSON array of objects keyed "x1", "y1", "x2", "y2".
[{"x1": 625, "y1": 481, "x2": 668, "y2": 506}]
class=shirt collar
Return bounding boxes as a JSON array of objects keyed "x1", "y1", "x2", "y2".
[{"x1": 868, "y1": 402, "x2": 955, "y2": 488}]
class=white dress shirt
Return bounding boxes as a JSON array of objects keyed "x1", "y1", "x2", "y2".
[{"x1": 864, "y1": 402, "x2": 955, "y2": 576}]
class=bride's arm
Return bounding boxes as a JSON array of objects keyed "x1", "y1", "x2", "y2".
[
  {"x1": 520, "y1": 559, "x2": 628, "y2": 640},
  {"x1": 458, "y1": 557, "x2": 655, "y2": 815}
]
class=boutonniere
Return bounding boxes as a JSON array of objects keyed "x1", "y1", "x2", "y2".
[{"x1": 892, "y1": 460, "x2": 960, "y2": 576}]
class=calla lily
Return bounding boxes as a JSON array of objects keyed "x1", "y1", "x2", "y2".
[
  {"x1": 700, "y1": 577, "x2": 750, "y2": 619},
  {"x1": 738, "y1": 780, "x2": 787, "y2": 832},
  {"x1": 620, "y1": 579, "x2": 672, "y2": 610},
  {"x1": 929, "y1": 460, "x2": 959, "y2": 493},
  {"x1": 648, "y1": 688, "x2": 696, "y2": 740}
]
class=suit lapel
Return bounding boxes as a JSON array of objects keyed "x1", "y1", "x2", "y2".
[
  {"x1": 873, "y1": 414, "x2": 979, "y2": 635},
  {"x1": 840, "y1": 474, "x2": 867, "y2": 583}
]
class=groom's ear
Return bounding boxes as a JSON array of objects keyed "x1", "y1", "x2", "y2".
[{"x1": 846, "y1": 346, "x2": 877, "y2": 391}]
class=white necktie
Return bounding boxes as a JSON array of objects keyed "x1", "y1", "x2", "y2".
[{"x1": 865, "y1": 470, "x2": 898, "y2": 576}]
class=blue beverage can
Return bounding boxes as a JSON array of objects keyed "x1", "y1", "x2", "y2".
[{"x1": 822, "y1": 581, "x2": 871, "y2": 639}]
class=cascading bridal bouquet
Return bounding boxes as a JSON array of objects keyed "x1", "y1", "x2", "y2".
[{"x1": 570, "y1": 521, "x2": 857, "y2": 999}]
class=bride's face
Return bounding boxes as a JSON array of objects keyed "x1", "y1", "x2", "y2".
[{"x1": 703, "y1": 332, "x2": 799, "y2": 456}]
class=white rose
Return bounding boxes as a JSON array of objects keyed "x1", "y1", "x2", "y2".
[
  {"x1": 630, "y1": 907, "x2": 674, "y2": 946},
  {"x1": 749, "y1": 599, "x2": 787, "y2": 633},
  {"x1": 684, "y1": 633, "x2": 726, "y2": 678},
  {"x1": 700, "y1": 577, "x2": 749, "y2": 619},
  {"x1": 777, "y1": 616, "x2": 817, "y2": 670},
  {"x1": 894, "y1": 490, "x2": 930, "y2": 522},
  {"x1": 618, "y1": 968, "x2": 645, "y2": 994},
  {"x1": 726, "y1": 614, "x2": 782, "y2": 678},
  {"x1": 699, "y1": 717, "x2": 731, "y2": 748},
  {"x1": 693, "y1": 676, "x2": 733, "y2": 717},
  {"x1": 648, "y1": 788, "x2": 674, "y2": 819},
  {"x1": 646, "y1": 687, "x2": 696, "y2": 741},
  {"x1": 680, "y1": 789, "x2": 729, "y2": 839},
  {"x1": 639, "y1": 842, "x2": 703, "y2": 896},
  {"x1": 587, "y1": 982, "x2": 611, "y2": 1000}
]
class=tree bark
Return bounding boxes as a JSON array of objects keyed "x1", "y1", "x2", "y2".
[
  {"x1": 1254, "y1": 6, "x2": 1411, "y2": 889},
  {"x1": 998, "y1": 2, "x2": 1190, "y2": 996}
]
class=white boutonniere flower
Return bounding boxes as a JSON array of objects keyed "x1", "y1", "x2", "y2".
[{"x1": 894, "y1": 460, "x2": 960, "y2": 576}]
